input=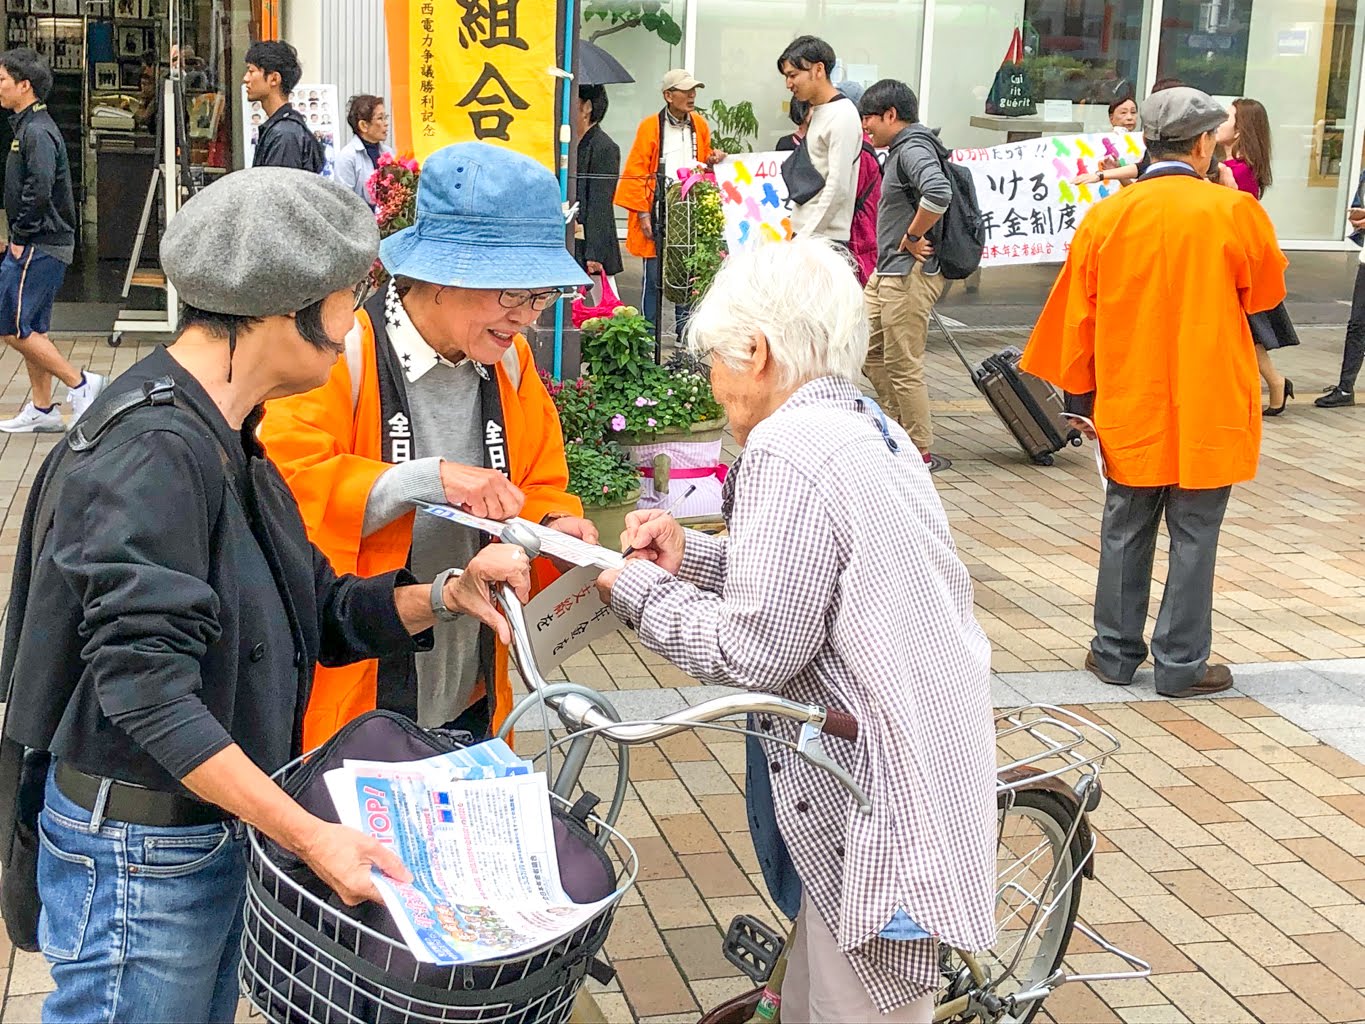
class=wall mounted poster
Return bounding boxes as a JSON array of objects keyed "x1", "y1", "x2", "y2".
[{"x1": 241, "y1": 83, "x2": 340, "y2": 177}]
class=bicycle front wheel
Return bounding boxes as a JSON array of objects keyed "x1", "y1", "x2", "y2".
[{"x1": 940, "y1": 788, "x2": 1085, "y2": 1024}]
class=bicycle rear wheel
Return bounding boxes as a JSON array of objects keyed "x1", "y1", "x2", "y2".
[{"x1": 940, "y1": 788, "x2": 1085, "y2": 1024}]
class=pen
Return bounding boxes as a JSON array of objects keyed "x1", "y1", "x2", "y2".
[{"x1": 622, "y1": 483, "x2": 697, "y2": 557}]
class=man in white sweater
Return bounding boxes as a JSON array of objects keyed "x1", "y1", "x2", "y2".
[{"x1": 777, "y1": 36, "x2": 864, "y2": 245}]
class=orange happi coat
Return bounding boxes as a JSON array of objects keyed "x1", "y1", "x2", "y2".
[
  {"x1": 259, "y1": 308, "x2": 581, "y2": 751},
  {"x1": 614, "y1": 110, "x2": 712, "y2": 260},
  {"x1": 1020, "y1": 173, "x2": 1287, "y2": 490}
]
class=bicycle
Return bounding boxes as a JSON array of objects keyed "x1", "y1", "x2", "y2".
[{"x1": 486, "y1": 527, "x2": 1150, "y2": 1024}]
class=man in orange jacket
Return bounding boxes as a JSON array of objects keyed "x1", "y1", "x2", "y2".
[
  {"x1": 615, "y1": 68, "x2": 721, "y2": 335},
  {"x1": 1021, "y1": 88, "x2": 1286, "y2": 699},
  {"x1": 260, "y1": 143, "x2": 596, "y2": 750}
]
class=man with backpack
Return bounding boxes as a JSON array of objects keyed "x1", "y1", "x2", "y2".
[{"x1": 859, "y1": 79, "x2": 957, "y2": 473}]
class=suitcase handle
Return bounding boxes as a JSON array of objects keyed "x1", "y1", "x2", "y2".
[{"x1": 930, "y1": 308, "x2": 981, "y2": 379}]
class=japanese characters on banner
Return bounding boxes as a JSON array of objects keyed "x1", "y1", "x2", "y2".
[
  {"x1": 711, "y1": 152, "x2": 793, "y2": 257},
  {"x1": 385, "y1": 0, "x2": 559, "y2": 169},
  {"x1": 955, "y1": 131, "x2": 1146, "y2": 267}
]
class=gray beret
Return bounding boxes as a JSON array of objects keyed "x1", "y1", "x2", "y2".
[
  {"x1": 1141, "y1": 87, "x2": 1226, "y2": 142},
  {"x1": 161, "y1": 167, "x2": 379, "y2": 317}
]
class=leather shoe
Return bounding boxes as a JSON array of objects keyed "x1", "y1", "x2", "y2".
[
  {"x1": 1085, "y1": 651, "x2": 1132, "y2": 687},
  {"x1": 1159, "y1": 664, "x2": 1233, "y2": 698},
  {"x1": 1315, "y1": 386, "x2": 1355, "y2": 409}
]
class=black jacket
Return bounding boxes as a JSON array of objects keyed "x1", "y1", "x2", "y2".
[
  {"x1": 0, "y1": 347, "x2": 428, "y2": 793},
  {"x1": 253, "y1": 103, "x2": 325, "y2": 172},
  {"x1": 575, "y1": 124, "x2": 623, "y2": 277},
  {"x1": 4, "y1": 102, "x2": 76, "y2": 251}
]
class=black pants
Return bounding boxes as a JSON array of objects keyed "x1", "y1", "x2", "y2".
[{"x1": 1338, "y1": 263, "x2": 1365, "y2": 390}]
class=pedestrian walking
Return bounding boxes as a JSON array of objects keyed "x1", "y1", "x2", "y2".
[
  {"x1": 777, "y1": 36, "x2": 863, "y2": 245},
  {"x1": 244, "y1": 40, "x2": 323, "y2": 172},
  {"x1": 1022, "y1": 88, "x2": 1287, "y2": 699},
  {"x1": 1216, "y1": 97, "x2": 1298, "y2": 416},
  {"x1": 575, "y1": 85, "x2": 623, "y2": 283},
  {"x1": 1318, "y1": 175, "x2": 1365, "y2": 409},
  {"x1": 0, "y1": 48, "x2": 104, "y2": 433},
  {"x1": 260, "y1": 143, "x2": 597, "y2": 751},
  {"x1": 0, "y1": 168, "x2": 533, "y2": 1024},
  {"x1": 333, "y1": 93, "x2": 393, "y2": 208},
  {"x1": 836, "y1": 80, "x2": 882, "y2": 287},
  {"x1": 858, "y1": 79, "x2": 953, "y2": 473},
  {"x1": 615, "y1": 69, "x2": 721, "y2": 334}
]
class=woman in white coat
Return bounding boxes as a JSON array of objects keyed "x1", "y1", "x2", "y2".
[{"x1": 333, "y1": 94, "x2": 394, "y2": 209}]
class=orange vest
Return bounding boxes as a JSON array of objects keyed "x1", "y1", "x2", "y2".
[
  {"x1": 259, "y1": 308, "x2": 581, "y2": 751},
  {"x1": 614, "y1": 111, "x2": 712, "y2": 260},
  {"x1": 1021, "y1": 174, "x2": 1287, "y2": 489}
]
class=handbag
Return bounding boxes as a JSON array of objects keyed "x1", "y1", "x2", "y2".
[
  {"x1": 571, "y1": 272, "x2": 624, "y2": 328},
  {"x1": 985, "y1": 27, "x2": 1037, "y2": 117},
  {"x1": 780, "y1": 135, "x2": 826, "y2": 206}
]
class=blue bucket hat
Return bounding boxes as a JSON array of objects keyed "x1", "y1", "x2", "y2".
[{"x1": 380, "y1": 143, "x2": 590, "y2": 290}]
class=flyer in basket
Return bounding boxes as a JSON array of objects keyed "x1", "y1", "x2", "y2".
[{"x1": 325, "y1": 748, "x2": 614, "y2": 966}]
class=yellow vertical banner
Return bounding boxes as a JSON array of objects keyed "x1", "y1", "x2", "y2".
[{"x1": 401, "y1": 0, "x2": 558, "y2": 171}]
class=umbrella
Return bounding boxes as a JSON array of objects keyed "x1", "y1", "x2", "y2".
[{"x1": 576, "y1": 40, "x2": 634, "y2": 86}]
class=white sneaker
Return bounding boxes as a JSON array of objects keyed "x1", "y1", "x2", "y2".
[
  {"x1": 66, "y1": 372, "x2": 108, "y2": 423},
  {"x1": 0, "y1": 402, "x2": 64, "y2": 433}
]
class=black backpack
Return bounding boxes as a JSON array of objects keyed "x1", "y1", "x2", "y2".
[{"x1": 935, "y1": 157, "x2": 985, "y2": 280}]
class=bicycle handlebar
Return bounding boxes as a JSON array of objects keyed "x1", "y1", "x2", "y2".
[{"x1": 494, "y1": 523, "x2": 869, "y2": 812}]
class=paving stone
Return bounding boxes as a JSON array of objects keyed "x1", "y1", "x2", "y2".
[
  {"x1": 1177, "y1": 845, "x2": 1278, "y2": 891},
  {"x1": 655, "y1": 813, "x2": 725, "y2": 855},
  {"x1": 1234, "y1": 885, "x2": 1336, "y2": 936},
  {"x1": 1177, "y1": 941, "x2": 1286, "y2": 996},
  {"x1": 1305, "y1": 813, "x2": 1365, "y2": 856},
  {"x1": 1238, "y1": 992, "x2": 1328, "y2": 1024},
  {"x1": 629, "y1": 835, "x2": 686, "y2": 881},
  {"x1": 1105, "y1": 829, "x2": 1196, "y2": 873},
  {"x1": 1320, "y1": 902, "x2": 1365, "y2": 943},
  {"x1": 1297, "y1": 743, "x2": 1365, "y2": 779},
  {"x1": 1154, "y1": 785, "x2": 1245, "y2": 825},
  {"x1": 1122, "y1": 894, "x2": 1223, "y2": 944},
  {"x1": 614, "y1": 956, "x2": 698, "y2": 1017},
  {"x1": 678, "y1": 852, "x2": 753, "y2": 899},
  {"x1": 1036, "y1": 982, "x2": 1122, "y2": 1023},
  {"x1": 1203, "y1": 821, "x2": 1297, "y2": 865},
  {"x1": 1115, "y1": 1007, "x2": 1191, "y2": 1024},
  {"x1": 673, "y1": 760, "x2": 739, "y2": 798},
  {"x1": 1227, "y1": 801, "x2": 1319, "y2": 840},
  {"x1": 638, "y1": 879, "x2": 713, "y2": 930},
  {"x1": 1149, "y1": 973, "x2": 1256, "y2": 1023},
  {"x1": 661, "y1": 926, "x2": 740, "y2": 982},
  {"x1": 1207, "y1": 914, "x2": 1314, "y2": 967},
  {"x1": 1295, "y1": 931, "x2": 1365, "y2": 984},
  {"x1": 1280, "y1": 838, "x2": 1365, "y2": 883},
  {"x1": 1261, "y1": 861, "x2": 1358, "y2": 908},
  {"x1": 0, "y1": 995, "x2": 44, "y2": 1024},
  {"x1": 1151, "y1": 869, "x2": 1249, "y2": 918},
  {"x1": 605, "y1": 905, "x2": 668, "y2": 960},
  {"x1": 1130, "y1": 806, "x2": 1218, "y2": 848},
  {"x1": 1083, "y1": 922, "x2": 1196, "y2": 975},
  {"x1": 5, "y1": 952, "x2": 51, "y2": 997},
  {"x1": 1268, "y1": 964, "x2": 1365, "y2": 1022}
]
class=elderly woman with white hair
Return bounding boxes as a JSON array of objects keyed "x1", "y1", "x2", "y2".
[{"x1": 596, "y1": 238, "x2": 999, "y2": 1021}]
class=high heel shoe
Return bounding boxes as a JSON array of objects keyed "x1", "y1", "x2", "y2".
[{"x1": 1265, "y1": 378, "x2": 1294, "y2": 417}]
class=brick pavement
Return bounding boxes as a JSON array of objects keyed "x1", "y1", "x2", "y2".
[{"x1": 0, "y1": 333, "x2": 1361, "y2": 1023}]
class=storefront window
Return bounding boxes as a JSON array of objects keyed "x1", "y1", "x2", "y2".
[
  {"x1": 1023, "y1": 0, "x2": 1147, "y2": 119},
  {"x1": 690, "y1": 0, "x2": 926, "y2": 152},
  {"x1": 1156, "y1": 0, "x2": 1365, "y2": 239}
]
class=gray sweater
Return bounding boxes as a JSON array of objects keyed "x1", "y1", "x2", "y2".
[
  {"x1": 790, "y1": 94, "x2": 864, "y2": 243},
  {"x1": 876, "y1": 124, "x2": 953, "y2": 276}
]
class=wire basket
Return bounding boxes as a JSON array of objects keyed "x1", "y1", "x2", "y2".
[
  {"x1": 661, "y1": 181, "x2": 698, "y2": 305},
  {"x1": 239, "y1": 756, "x2": 638, "y2": 1024}
]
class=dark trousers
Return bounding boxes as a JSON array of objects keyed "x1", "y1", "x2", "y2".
[
  {"x1": 1091, "y1": 482, "x2": 1231, "y2": 694},
  {"x1": 1338, "y1": 263, "x2": 1365, "y2": 390},
  {"x1": 642, "y1": 257, "x2": 691, "y2": 338}
]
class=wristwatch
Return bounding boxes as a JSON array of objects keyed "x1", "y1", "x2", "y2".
[
  {"x1": 905, "y1": 232, "x2": 922, "y2": 244},
  {"x1": 430, "y1": 567, "x2": 463, "y2": 623}
]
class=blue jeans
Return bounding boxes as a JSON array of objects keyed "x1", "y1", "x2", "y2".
[{"x1": 37, "y1": 766, "x2": 247, "y2": 1023}]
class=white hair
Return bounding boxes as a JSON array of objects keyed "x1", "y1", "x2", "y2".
[{"x1": 685, "y1": 238, "x2": 869, "y2": 388}]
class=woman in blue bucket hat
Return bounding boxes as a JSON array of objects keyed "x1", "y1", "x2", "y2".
[{"x1": 262, "y1": 143, "x2": 597, "y2": 748}]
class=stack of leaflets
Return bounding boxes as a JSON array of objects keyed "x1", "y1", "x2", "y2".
[{"x1": 326, "y1": 739, "x2": 615, "y2": 964}]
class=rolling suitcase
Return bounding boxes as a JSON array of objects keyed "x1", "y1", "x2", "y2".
[{"x1": 931, "y1": 310, "x2": 1082, "y2": 466}]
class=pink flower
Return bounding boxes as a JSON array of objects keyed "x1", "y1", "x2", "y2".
[
  {"x1": 403, "y1": 158, "x2": 420, "y2": 172},
  {"x1": 647, "y1": 417, "x2": 657, "y2": 427},
  {"x1": 610, "y1": 414, "x2": 626, "y2": 431},
  {"x1": 602, "y1": 484, "x2": 609, "y2": 494},
  {"x1": 634, "y1": 396, "x2": 648, "y2": 407}
]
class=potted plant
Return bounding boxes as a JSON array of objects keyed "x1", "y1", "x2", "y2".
[
  {"x1": 366, "y1": 152, "x2": 421, "y2": 287},
  {"x1": 542, "y1": 372, "x2": 642, "y2": 541},
  {"x1": 579, "y1": 307, "x2": 727, "y2": 519}
]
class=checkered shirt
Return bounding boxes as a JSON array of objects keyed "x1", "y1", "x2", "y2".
[{"x1": 611, "y1": 377, "x2": 1000, "y2": 1013}]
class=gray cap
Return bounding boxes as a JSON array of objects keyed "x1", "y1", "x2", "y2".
[
  {"x1": 1141, "y1": 87, "x2": 1226, "y2": 142},
  {"x1": 161, "y1": 168, "x2": 380, "y2": 317}
]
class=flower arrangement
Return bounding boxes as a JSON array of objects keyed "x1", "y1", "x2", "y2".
[
  {"x1": 368, "y1": 152, "x2": 421, "y2": 237},
  {"x1": 679, "y1": 180, "x2": 726, "y2": 304},
  {"x1": 579, "y1": 306, "x2": 723, "y2": 438},
  {"x1": 541, "y1": 373, "x2": 641, "y2": 507}
]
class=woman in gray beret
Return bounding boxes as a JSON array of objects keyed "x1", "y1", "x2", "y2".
[{"x1": 0, "y1": 168, "x2": 534, "y2": 1023}]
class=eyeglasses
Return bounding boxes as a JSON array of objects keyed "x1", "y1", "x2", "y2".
[
  {"x1": 353, "y1": 278, "x2": 375, "y2": 311},
  {"x1": 498, "y1": 288, "x2": 575, "y2": 312}
]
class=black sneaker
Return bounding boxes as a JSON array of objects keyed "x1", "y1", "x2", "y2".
[{"x1": 1315, "y1": 386, "x2": 1355, "y2": 409}]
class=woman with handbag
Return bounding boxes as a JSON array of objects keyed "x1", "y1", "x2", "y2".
[
  {"x1": 1216, "y1": 97, "x2": 1300, "y2": 416},
  {"x1": 575, "y1": 85, "x2": 623, "y2": 289}
]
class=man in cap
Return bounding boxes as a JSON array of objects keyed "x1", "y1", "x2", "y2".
[
  {"x1": 1021, "y1": 87, "x2": 1287, "y2": 698},
  {"x1": 261, "y1": 142, "x2": 596, "y2": 751},
  {"x1": 0, "y1": 168, "x2": 532, "y2": 1021},
  {"x1": 615, "y1": 69, "x2": 724, "y2": 334}
]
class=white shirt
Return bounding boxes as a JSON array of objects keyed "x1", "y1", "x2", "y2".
[
  {"x1": 383, "y1": 284, "x2": 467, "y2": 383},
  {"x1": 661, "y1": 113, "x2": 696, "y2": 181}
]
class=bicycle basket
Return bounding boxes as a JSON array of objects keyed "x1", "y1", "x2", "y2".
[{"x1": 239, "y1": 717, "x2": 638, "y2": 1024}]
